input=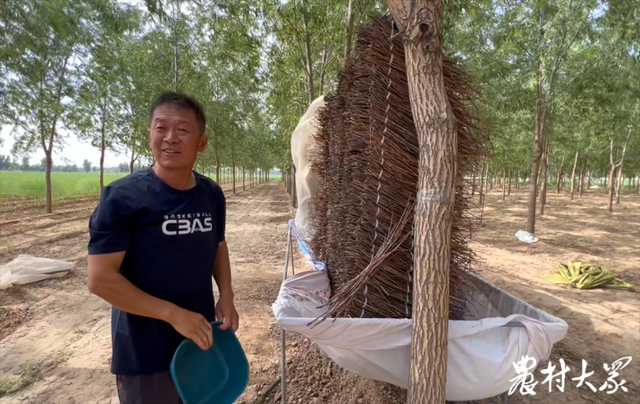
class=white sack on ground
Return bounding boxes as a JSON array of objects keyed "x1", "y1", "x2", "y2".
[
  {"x1": 0, "y1": 255, "x2": 73, "y2": 290},
  {"x1": 273, "y1": 270, "x2": 568, "y2": 401},
  {"x1": 290, "y1": 96, "x2": 325, "y2": 242},
  {"x1": 515, "y1": 230, "x2": 538, "y2": 244}
]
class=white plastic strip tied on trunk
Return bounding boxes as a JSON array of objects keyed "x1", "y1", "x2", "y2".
[{"x1": 272, "y1": 221, "x2": 568, "y2": 401}]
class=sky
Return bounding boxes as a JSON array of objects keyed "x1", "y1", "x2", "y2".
[
  {"x1": 0, "y1": 126, "x2": 129, "y2": 167},
  {"x1": 0, "y1": 0, "x2": 143, "y2": 168}
]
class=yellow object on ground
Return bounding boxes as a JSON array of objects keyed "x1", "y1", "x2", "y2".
[{"x1": 542, "y1": 262, "x2": 635, "y2": 290}]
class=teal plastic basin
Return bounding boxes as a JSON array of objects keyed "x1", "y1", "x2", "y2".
[{"x1": 170, "y1": 321, "x2": 249, "y2": 404}]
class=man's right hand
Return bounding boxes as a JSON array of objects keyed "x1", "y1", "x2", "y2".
[{"x1": 168, "y1": 307, "x2": 213, "y2": 351}]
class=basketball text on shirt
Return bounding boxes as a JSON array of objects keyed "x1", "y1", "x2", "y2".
[{"x1": 162, "y1": 212, "x2": 213, "y2": 235}]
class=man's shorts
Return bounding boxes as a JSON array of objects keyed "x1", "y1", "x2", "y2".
[{"x1": 116, "y1": 371, "x2": 183, "y2": 404}]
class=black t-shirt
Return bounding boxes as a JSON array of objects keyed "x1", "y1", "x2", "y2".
[{"x1": 87, "y1": 168, "x2": 225, "y2": 375}]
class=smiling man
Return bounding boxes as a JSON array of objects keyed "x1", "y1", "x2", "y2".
[{"x1": 86, "y1": 92, "x2": 238, "y2": 404}]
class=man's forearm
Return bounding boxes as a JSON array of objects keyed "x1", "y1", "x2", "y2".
[
  {"x1": 213, "y1": 241, "x2": 234, "y2": 299},
  {"x1": 88, "y1": 256, "x2": 179, "y2": 323}
]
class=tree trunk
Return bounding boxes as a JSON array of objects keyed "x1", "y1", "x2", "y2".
[
  {"x1": 471, "y1": 171, "x2": 476, "y2": 196},
  {"x1": 608, "y1": 131, "x2": 632, "y2": 212},
  {"x1": 214, "y1": 129, "x2": 220, "y2": 183},
  {"x1": 387, "y1": 2, "x2": 453, "y2": 402},
  {"x1": 587, "y1": 171, "x2": 591, "y2": 189},
  {"x1": 540, "y1": 143, "x2": 549, "y2": 216},
  {"x1": 608, "y1": 164, "x2": 616, "y2": 213},
  {"x1": 516, "y1": 170, "x2": 520, "y2": 190},
  {"x1": 343, "y1": 0, "x2": 355, "y2": 65},
  {"x1": 232, "y1": 148, "x2": 236, "y2": 195},
  {"x1": 99, "y1": 100, "x2": 107, "y2": 191},
  {"x1": 579, "y1": 160, "x2": 587, "y2": 197},
  {"x1": 502, "y1": 169, "x2": 506, "y2": 201},
  {"x1": 100, "y1": 132, "x2": 106, "y2": 192},
  {"x1": 304, "y1": 33, "x2": 315, "y2": 104},
  {"x1": 44, "y1": 150, "x2": 53, "y2": 213},
  {"x1": 129, "y1": 151, "x2": 136, "y2": 174},
  {"x1": 479, "y1": 162, "x2": 486, "y2": 208},
  {"x1": 242, "y1": 165, "x2": 246, "y2": 191},
  {"x1": 290, "y1": 166, "x2": 297, "y2": 208},
  {"x1": 527, "y1": 99, "x2": 545, "y2": 234},
  {"x1": 615, "y1": 164, "x2": 623, "y2": 205},
  {"x1": 508, "y1": 170, "x2": 512, "y2": 196},
  {"x1": 570, "y1": 148, "x2": 579, "y2": 201}
]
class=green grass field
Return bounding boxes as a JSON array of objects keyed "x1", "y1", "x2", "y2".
[
  {"x1": 0, "y1": 170, "x2": 282, "y2": 205},
  {"x1": 0, "y1": 171, "x2": 126, "y2": 202}
]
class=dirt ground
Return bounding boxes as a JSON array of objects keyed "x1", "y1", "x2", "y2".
[{"x1": 0, "y1": 182, "x2": 638, "y2": 404}]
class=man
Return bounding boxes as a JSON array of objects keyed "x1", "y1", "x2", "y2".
[{"x1": 87, "y1": 92, "x2": 239, "y2": 404}]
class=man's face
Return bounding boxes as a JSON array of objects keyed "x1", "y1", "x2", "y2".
[{"x1": 149, "y1": 105, "x2": 207, "y2": 170}]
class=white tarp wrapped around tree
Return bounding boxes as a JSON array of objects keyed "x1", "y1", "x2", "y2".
[
  {"x1": 290, "y1": 95, "x2": 326, "y2": 242},
  {"x1": 0, "y1": 255, "x2": 72, "y2": 290}
]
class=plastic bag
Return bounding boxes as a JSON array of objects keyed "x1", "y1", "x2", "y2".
[
  {"x1": 0, "y1": 255, "x2": 73, "y2": 290},
  {"x1": 515, "y1": 230, "x2": 538, "y2": 243},
  {"x1": 291, "y1": 96, "x2": 326, "y2": 241}
]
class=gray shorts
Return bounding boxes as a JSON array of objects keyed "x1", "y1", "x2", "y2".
[{"x1": 116, "y1": 371, "x2": 183, "y2": 404}]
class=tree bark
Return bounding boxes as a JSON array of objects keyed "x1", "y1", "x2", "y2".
[
  {"x1": 242, "y1": 165, "x2": 246, "y2": 191},
  {"x1": 387, "y1": 2, "x2": 453, "y2": 403},
  {"x1": 608, "y1": 131, "x2": 631, "y2": 212},
  {"x1": 285, "y1": 167, "x2": 290, "y2": 194},
  {"x1": 214, "y1": 127, "x2": 220, "y2": 183},
  {"x1": 343, "y1": 0, "x2": 355, "y2": 65},
  {"x1": 100, "y1": 132, "x2": 105, "y2": 192},
  {"x1": 608, "y1": 162, "x2": 616, "y2": 213},
  {"x1": 479, "y1": 163, "x2": 485, "y2": 207},
  {"x1": 579, "y1": 159, "x2": 587, "y2": 197},
  {"x1": 40, "y1": 55, "x2": 69, "y2": 213},
  {"x1": 129, "y1": 150, "x2": 136, "y2": 174},
  {"x1": 44, "y1": 150, "x2": 53, "y2": 213},
  {"x1": 471, "y1": 171, "x2": 476, "y2": 196},
  {"x1": 508, "y1": 170, "x2": 512, "y2": 196},
  {"x1": 540, "y1": 143, "x2": 549, "y2": 216},
  {"x1": 570, "y1": 147, "x2": 579, "y2": 201},
  {"x1": 99, "y1": 98, "x2": 107, "y2": 192},
  {"x1": 291, "y1": 166, "x2": 297, "y2": 208},
  {"x1": 232, "y1": 147, "x2": 236, "y2": 195},
  {"x1": 556, "y1": 155, "x2": 565, "y2": 195},
  {"x1": 615, "y1": 164, "x2": 623, "y2": 205},
  {"x1": 304, "y1": 32, "x2": 315, "y2": 104},
  {"x1": 502, "y1": 169, "x2": 506, "y2": 201}
]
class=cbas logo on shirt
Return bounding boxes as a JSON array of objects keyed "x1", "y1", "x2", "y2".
[{"x1": 162, "y1": 212, "x2": 213, "y2": 235}]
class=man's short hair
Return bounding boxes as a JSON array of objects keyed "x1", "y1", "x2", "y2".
[{"x1": 149, "y1": 91, "x2": 206, "y2": 135}]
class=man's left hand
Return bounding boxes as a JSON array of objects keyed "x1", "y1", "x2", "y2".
[{"x1": 215, "y1": 295, "x2": 239, "y2": 332}]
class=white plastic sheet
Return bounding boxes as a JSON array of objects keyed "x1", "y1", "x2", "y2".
[
  {"x1": 273, "y1": 270, "x2": 568, "y2": 401},
  {"x1": 0, "y1": 255, "x2": 72, "y2": 290},
  {"x1": 515, "y1": 230, "x2": 538, "y2": 244},
  {"x1": 290, "y1": 96, "x2": 326, "y2": 242}
]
